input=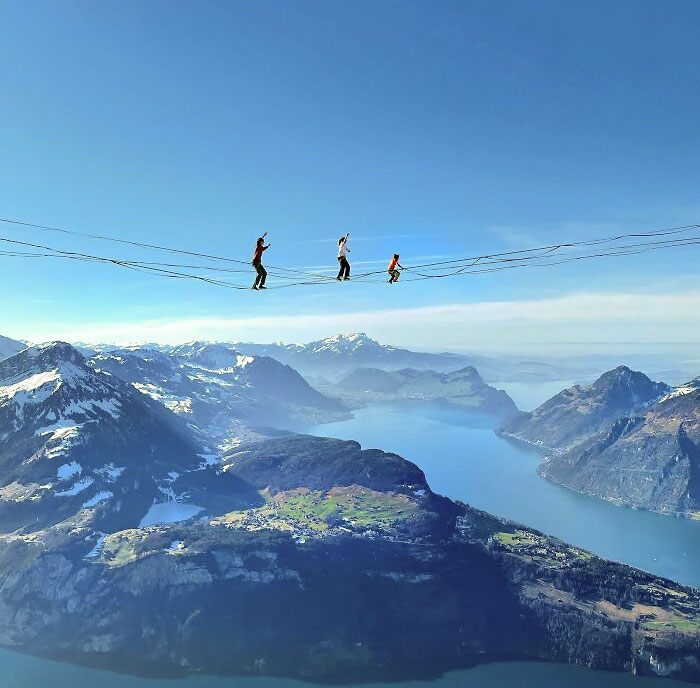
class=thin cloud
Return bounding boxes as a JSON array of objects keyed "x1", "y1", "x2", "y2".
[{"x1": 21, "y1": 289, "x2": 700, "y2": 354}]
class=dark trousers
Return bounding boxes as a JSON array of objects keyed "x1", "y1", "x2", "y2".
[
  {"x1": 253, "y1": 261, "x2": 267, "y2": 287},
  {"x1": 389, "y1": 269, "x2": 400, "y2": 282},
  {"x1": 337, "y1": 256, "x2": 350, "y2": 279}
]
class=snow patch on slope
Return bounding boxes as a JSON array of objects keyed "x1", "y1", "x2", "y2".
[
  {"x1": 82, "y1": 491, "x2": 112, "y2": 508},
  {"x1": 132, "y1": 382, "x2": 193, "y2": 414},
  {"x1": 660, "y1": 380, "x2": 700, "y2": 403},
  {"x1": 55, "y1": 476, "x2": 94, "y2": 496},
  {"x1": 57, "y1": 461, "x2": 82, "y2": 480}
]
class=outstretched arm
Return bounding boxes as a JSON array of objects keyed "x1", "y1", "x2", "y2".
[
  {"x1": 262, "y1": 231, "x2": 268, "y2": 238},
  {"x1": 263, "y1": 244, "x2": 271, "y2": 250}
]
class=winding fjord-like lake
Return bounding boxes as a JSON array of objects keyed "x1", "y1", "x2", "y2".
[
  {"x1": 315, "y1": 400, "x2": 700, "y2": 589},
  {"x1": 6, "y1": 391, "x2": 700, "y2": 687}
]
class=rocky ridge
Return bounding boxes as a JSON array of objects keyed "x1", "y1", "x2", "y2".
[
  {"x1": 498, "y1": 366, "x2": 700, "y2": 516},
  {"x1": 332, "y1": 365, "x2": 518, "y2": 418}
]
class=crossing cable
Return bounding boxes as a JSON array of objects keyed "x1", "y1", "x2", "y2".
[
  {"x1": 0, "y1": 216, "x2": 337, "y2": 282},
  {"x1": 1, "y1": 215, "x2": 700, "y2": 290},
  {"x1": 3, "y1": 215, "x2": 700, "y2": 279},
  {"x1": 2, "y1": 231, "x2": 697, "y2": 289},
  {"x1": 0, "y1": 236, "x2": 256, "y2": 290},
  {"x1": 399, "y1": 233, "x2": 700, "y2": 279},
  {"x1": 399, "y1": 238, "x2": 700, "y2": 282},
  {"x1": 349, "y1": 222, "x2": 700, "y2": 279}
]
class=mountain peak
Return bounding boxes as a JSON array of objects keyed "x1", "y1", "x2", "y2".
[
  {"x1": 30, "y1": 340, "x2": 83, "y2": 360},
  {"x1": 323, "y1": 332, "x2": 373, "y2": 344},
  {"x1": 500, "y1": 365, "x2": 671, "y2": 453},
  {"x1": 592, "y1": 365, "x2": 669, "y2": 398},
  {"x1": 0, "y1": 341, "x2": 88, "y2": 384},
  {"x1": 311, "y1": 333, "x2": 384, "y2": 352}
]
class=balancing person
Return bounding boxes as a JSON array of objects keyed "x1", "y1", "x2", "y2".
[
  {"x1": 252, "y1": 232, "x2": 271, "y2": 290},
  {"x1": 337, "y1": 232, "x2": 350, "y2": 281}
]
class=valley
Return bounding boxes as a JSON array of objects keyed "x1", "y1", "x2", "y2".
[{"x1": 2, "y1": 334, "x2": 700, "y2": 685}]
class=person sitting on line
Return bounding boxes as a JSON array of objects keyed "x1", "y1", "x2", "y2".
[
  {"x1": 252, "y1": 232, "x2": 271, "y2": 290},
  {"x1": 337, "y1": 232, "x2": 350, "y2": 281},
  {"x1": 388, "y1": 253, "x2": 403, "y2": 283}
]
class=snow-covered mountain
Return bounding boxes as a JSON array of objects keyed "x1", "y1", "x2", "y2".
[
  {"x1": 0, "y1": 342, "x2": 233, "y2": 534},
  {"x1": 88, "y1": 343, "x2": 348, "y2": 450},
  {"x1": 0, "y1": 334, "x2": 25, "y2": 361},
  {"x1": 234, "y1": 333, "x2": 470, "y2": 381}
]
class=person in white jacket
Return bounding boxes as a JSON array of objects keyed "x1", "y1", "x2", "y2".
[{"x1": 336, "y1": 232, "x2": 350, "y2": 281}]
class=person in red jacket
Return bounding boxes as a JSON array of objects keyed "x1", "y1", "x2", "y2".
[{"x1": 252, "y1": 232, "x2": 271, "y2": 290}]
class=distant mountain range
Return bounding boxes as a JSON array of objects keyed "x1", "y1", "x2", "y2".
[
  {"x1": 331, "y1": 365, "x2": 518, "y2": 418},
  {"x1": 80, "y1": 336, "x2": 519, "y2": 424},
  {"x1": 499, "y1": 366, "x2": 700, "y2": 516},
  {"x1": 1, "y1": 343, "x2": 700, "y2": 682},
  {"x1": 234, "y1": 333, "x2": 587, "y2": 384},
  {"x1": 87, "y1": 342, "x2": 348, "y2": 449},
  {"x1": 32, "y1": 333, "x2": 700, "y2": 387}
]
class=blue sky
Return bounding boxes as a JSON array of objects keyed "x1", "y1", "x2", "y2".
[{"x1": 2, "y1": 0, "x2": 700, "y2": 350}]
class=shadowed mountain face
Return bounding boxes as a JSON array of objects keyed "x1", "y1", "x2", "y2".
[
  {"x1": 222, "y1": 435, "x2": 429, "y2": 495},
  {"x1": 497, "y1": 367, "x2": 700, "y2": 516},
  {"x1": 536, "y1": 377, "x2": 700, "y2": 516},
  {"x1": 333, "y1": 366, "x2": 518, "y2": 418},
  {"x1": 0, "y1": 343, "x2": 219, "y2": 533},
  {"x1": 88, "y1": 343, "x2": 349, "y2": 450},
  {"x1": 499, "y1": 366, "x2": 671, "y2": 452},
  {"x1": 2, "y1": 344, "x2": 700, "y2": 683}
]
